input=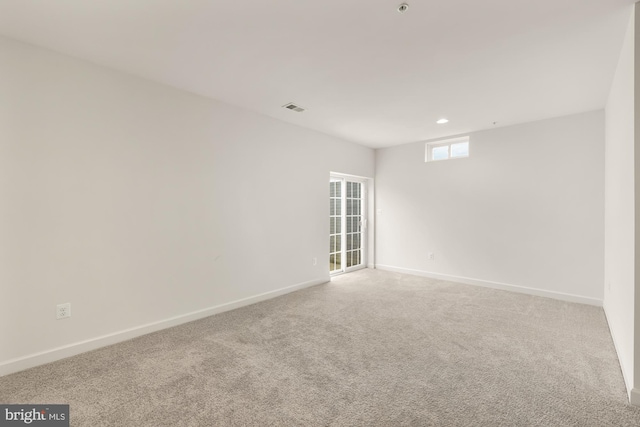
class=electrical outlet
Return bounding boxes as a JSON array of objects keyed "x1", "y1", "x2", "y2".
[
  {"x1": 313, "y1": 257, "x2": 317, "y2": 266},
  {"x1": 428, "y1": 252, "x2": 435, "y2": 261},
  {"x1": 56, "y1": 303, "x2": 71, "y2": 320}
]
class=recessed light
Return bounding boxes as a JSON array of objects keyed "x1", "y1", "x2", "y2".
[
  {"x1": 436, "y1": 118, "x2": 449, "y2": 124},
  {"x1": 397, "y1": 3, "x2": 409, "y2": 13}
]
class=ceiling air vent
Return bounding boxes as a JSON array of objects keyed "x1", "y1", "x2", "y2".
[{"x1": 282, "y1": 102, "x2": 305, "y2": 113}]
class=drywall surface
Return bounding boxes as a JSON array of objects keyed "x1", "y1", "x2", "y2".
[
  {"x1": 0, "y1": 36, "x2": 374, "y2": 371},
  {"x1": 636, "y1": 2, "x2": 640, "y2": 404},
  {"x1": 604, "y1": 7, "x2": 635, "y2": 398},
  {"x1": 376, "y1": 111, "x2": 605, "y2": 304}
]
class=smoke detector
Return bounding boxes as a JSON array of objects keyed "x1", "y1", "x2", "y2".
[
  {"x1": 282, "y1": 102, "x2": 305, "y2": 113},
  {"x1": 397, "y1": 3, "x2": 409, "y2": 13}
]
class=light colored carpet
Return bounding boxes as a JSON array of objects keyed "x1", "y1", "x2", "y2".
[{"x1": 1, "y1": 268, "x2": 639, "y2": 426}]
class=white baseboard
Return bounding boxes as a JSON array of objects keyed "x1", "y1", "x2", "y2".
[
  {"x1": 375, "y1": 264, "x2": 602, "y2": 306},
  {"x1": 0, "y1": 277, "x2": 328, "y2": 378},
  {"x1": 630, "y1": 388, "x2": 640, "y2": 407}
]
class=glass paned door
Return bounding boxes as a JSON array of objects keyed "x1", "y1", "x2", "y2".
[
  {"x1": 329, "y1": 178, "x2": 342, "y2": 273},
  {"x1": 330, "y1": 176, "x2": 366, "y2": 274},
  {"x1": 346, "y1": 181, "x2": 363, "y2": 268}
]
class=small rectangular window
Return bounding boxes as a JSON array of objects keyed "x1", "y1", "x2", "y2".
[
  {"x1": 450, "y1": 141, "x2": 469, "y2": 158},
  {"x1": 425, "y1": 136, "x2": 470, "y2": 162},
  {"x1": 432, "y1": 145, "x2": 449, "y2": 160}
]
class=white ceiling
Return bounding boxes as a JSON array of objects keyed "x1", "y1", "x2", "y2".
[{"x1": 0, "y1": 0, "x2": 634, "y2": 148}]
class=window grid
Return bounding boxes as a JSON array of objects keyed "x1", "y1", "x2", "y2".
[
  {"x1": 329, "y1": 179, "x2": 342, "y2": 272},
  {"x1": 345, "y1": 181, "x2": 362, "y2": 269}
]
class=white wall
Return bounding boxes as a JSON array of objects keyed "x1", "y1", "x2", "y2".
[
  {"x1": 375, "y1": 111, "x2": 605, "y2": 305},
  {"x1": 604, "y1": 6, "x2": 636, "y2": 401},
  {"x1": 0, "y1": 36, "x2": 374, "y2": 374},
  {"x1": 636, "y1": 2, "x2": 640, "y2": 404}
]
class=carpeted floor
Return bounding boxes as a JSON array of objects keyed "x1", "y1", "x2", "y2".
[{"x1": 1, "y1": 268, "x2": 640, "y2": 426}]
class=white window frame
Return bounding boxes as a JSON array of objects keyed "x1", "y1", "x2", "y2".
[{"x1": 425, "y1": 136, "x2": 470, "y2": 162}]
